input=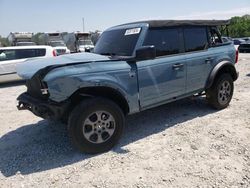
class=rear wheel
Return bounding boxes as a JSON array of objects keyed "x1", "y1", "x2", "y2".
[
  {"x1": 68, "y1": 98, "x2": 125, "y2": 154},
  {"x1": 206, "y1": 74, "x2": 234, "y2": 109}
]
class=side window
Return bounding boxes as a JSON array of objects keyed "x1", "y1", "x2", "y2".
[
  {"x1": 35, "y1": 49, "x2": 46, "y2": 56},
  {"x1": 0, "y1": 50, "x2": 16, "y2": 61},
  {"x1": 209, "y1": 27, "x2": 223, "y2": 46},
  {"x1": 143, "y1": 28, "x2": 181, "y2": 57},
  {"x1": 0, "y1": 49, "x2": 46, "y2": 62},
  {"x1": 16, "y1": 49, "x2": 46, "y2": 59},
  {"x1": 184, "y1": 27, "x2": 208, "y2": 52},
  {"x1": 16, "y1": 49, "x2": 35, "y2": 59}
]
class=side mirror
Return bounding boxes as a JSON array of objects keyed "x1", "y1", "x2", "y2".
[{"x1": 135, "y1": 45, "x2": 156, "y2": 61}]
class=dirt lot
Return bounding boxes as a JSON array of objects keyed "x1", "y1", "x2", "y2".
[{"x1": 0, "y1": 54, "x2": 250, "y2": 188}]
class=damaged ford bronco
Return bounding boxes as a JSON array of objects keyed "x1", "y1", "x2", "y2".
[{"x1": 17, "y1": 20, "x2": 239, "y2": 154}]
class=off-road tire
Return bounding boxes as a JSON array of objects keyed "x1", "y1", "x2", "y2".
[
  {"x1": 206, "y1": 73, "x2": 234, "y2": 109},
  {"x1": 68, "y1": 98, "x2": 125, "y2": 154}
]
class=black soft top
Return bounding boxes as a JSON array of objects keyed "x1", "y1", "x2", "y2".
[{"x1": 121, "y1": 20, "x2": 230, "y2": 28}]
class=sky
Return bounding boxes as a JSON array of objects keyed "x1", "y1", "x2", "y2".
[{"x1": 0, "y1": 0, "x2": 250, "y2": 37}]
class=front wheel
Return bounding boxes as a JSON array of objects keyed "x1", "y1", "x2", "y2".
[
  {"x1": 68, "y1": 98, "x2": 125, "y2": 154},
  {"x1": 206, "y1": 74, "x2": 234, "y2": 109}
]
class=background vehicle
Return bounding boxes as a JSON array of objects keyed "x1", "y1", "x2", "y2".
[
  {"x1": 90, "y1": 31, "x2": 102, "y2": 45},
  {"x1": 64, "y1": 32, "x2": 94, "y2": 53},
  {"x1": 17, "y1": 20, "x2": 238, "y2": 154},
  {"x1": 0, "y1": 46, "x2": 56, "y2": 83},
  {"x1": 242, "y1": 37, "x2": 250, "y2": 42},
  {"x1": 238, "y1": 42, "x2": 250, "y2": 53},
  {"x1": 232, "y1": 38, "x2": 245, "y2": 49},
  {"x1": 16, "y1": 42, "x2": 36, "y2": 46},
  {"x1": 7, "y1": 32, "x2": 36, "y2": 46},
  {"x1": 232, "y1": 38, "x2": 245, "y2": 45},
  {"x1": 38, "y1": 32, "x2": 70, "y2": 55},
  {"x1": 222, "y1": 36, "x2": 232, "y2": 43}
]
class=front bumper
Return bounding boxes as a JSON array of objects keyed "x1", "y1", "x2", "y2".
[{"x1": 17, "y1": 92, "x2": 69, "y2": 120}]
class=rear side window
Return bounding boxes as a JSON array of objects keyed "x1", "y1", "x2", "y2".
[
  {"x1": 0, "y1": 49, "x2": 46, "y2": 62},
  {"x1": 143, "y1": 28, "x2": 181, "y2": 57},
  {"x1": 184, "y1": 27, "x2": 208, "y2": 52},
  {"x1": 208, "y1": 27, "x2": 223, "y2": 46}
]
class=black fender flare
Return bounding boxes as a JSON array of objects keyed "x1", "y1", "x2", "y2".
[
  {"x1": 70, "y1": 86, "x2": 130, "y2": 114},
  {"x1": 206, "y1": 61, "x2": 238, "y2": 89}
]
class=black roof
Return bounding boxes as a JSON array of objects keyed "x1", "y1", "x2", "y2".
[{"x1": 122, "y1": 20, "x2": 230, "y2": 27}]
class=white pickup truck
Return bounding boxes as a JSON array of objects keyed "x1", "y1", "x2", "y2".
[{"x1": 38, "y1": 33, "x2": 70, "y2": 55}]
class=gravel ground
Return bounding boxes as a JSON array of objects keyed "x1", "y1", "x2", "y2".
[{"x1": 0, "y1": 54, "x2": 250, "y2": 188}]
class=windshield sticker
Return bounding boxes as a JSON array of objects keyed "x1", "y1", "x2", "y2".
[{"x1": 125, "y1": 28, "x2": 141, "y2": 36}]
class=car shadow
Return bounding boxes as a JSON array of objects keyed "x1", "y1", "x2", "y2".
[
  {"x1": 246, "y1": 73, "x2": 250, "y2": 77},
  {"x1": 0, "y1": 96, "x2": 216, "y2": 177},
  {"x1": 0, "y1": 80, "x2": 25, "y2": 88}
]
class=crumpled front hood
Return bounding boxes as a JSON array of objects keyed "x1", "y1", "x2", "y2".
[{"x1": 17, "y1": 52, "x2": 109, "y2": 79}]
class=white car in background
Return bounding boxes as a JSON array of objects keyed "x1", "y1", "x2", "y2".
[{"x1": 0, "y1": 45, "x2": 56, "y2": 83}]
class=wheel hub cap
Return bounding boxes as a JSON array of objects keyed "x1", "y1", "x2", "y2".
[
  {"x1": 82, "y1": 111, "x2": 116, "y2": 144},
  {"x1": 218, "y1": 80, "x2": 231, "y2": 105}
]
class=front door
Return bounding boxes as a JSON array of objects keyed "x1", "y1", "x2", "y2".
[
  {"x1": 136, "y1": 27, "x2": 186, "y2": 109},
  {"x1": 137, "y1": 56, "x2": 186, "y2": 108}
]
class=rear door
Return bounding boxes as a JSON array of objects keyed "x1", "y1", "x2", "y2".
[
  {"x1": 183, "y1": 26, "x2": 214, "y2": 93},
  {"x1": 137, "y1": 27, "x2": 186, "y2": 109}
]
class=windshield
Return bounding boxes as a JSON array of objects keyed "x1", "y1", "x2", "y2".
[
  {"x1": 79, "y1": 40, "x2": 93, "y2": 46},
  {"x1": 50, "y1": 41, "x2": 65, "y2": 47},
  {"x1": 94, "y1": 28, "x2": 141, "y2": 56}
]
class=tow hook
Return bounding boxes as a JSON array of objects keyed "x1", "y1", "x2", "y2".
[{"x1": 17, "y1": 101, "x2": 29, "y2": 110}]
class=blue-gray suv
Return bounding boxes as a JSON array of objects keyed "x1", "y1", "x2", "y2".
[{"x1": 17, "y1": 20, "x2": 239, "y2": 153}]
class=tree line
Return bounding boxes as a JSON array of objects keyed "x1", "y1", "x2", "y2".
[{"x1": 226, "y1": 14, "x2": 250, "y2": 38}]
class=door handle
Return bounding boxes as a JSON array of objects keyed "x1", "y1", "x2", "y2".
[
  {"x1": 172, "y1": 63, "x2": 184, "y2": 70},
  {"x1": 205, "y1": 57, "x2": 214, "y2": 64}
]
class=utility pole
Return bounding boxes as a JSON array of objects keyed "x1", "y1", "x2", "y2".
[{"x1": 82, "y1": 18, "x2": 85, "y2": 32}]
